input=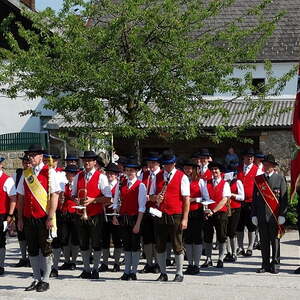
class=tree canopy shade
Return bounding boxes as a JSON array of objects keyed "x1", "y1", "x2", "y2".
[{"x1": 0, "y1": 0, "x2": 296, "y2": 145}]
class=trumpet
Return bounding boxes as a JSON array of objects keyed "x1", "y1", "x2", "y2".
[
  {"x1": 156, "y1": 177, "x2": 169, "y2": 206},
  {"x1": 78, "y1": 188, "x2": 89, "y2": 220}
]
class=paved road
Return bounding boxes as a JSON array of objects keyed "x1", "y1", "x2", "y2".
[{"x1": 0, "y1": 230, "x2": 299, "y2": 300}]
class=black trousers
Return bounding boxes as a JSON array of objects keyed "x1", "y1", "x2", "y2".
[
  {"x1": 154, "y1": 214, "x2": 183, "y2": 255},
  {"x1": 23, "y1": 216, "x2": 52, "y2": 257},
  {"x1": 102, "y1": 219, "x2": 122, "y2": 249},
  {"x1": 52, "y1": 211, "x2": 63, "y2": 249},
  {"x1": 258, "y1": 218, "x2": 280, "y2": 269},
  {"x1": 141, "y1": 213, "x2": 156, "y2": 245},
  {"x1": 184, "y1": 209, "x2": 204, "y2": 244},
  {"x1": 237, "y1": 202, "x2": 256, "y2": 233},
  {"x1": 77, "y1": 214, "x2": 104, "y2": 251},
  {"x1": 60, "y1": 212, "x2": 80, "y2": 247},
  {"x1": 14, "y1": 211, "x2": 26, "y2": 242},
  {"x1": 227, "y1": 208, "x2": 241, "y2": 239},
  {"x1": 118, "y1": 215, "x2": 140, "y2": 251},
  {"x1": 0, "y1": 214, "x2": 7, "y2": 248},
  {"x1": 203, "y1": 212, "x2": 228, "y2": 244}
]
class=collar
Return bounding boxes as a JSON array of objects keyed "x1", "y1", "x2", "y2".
[
  {"x1": 213, "y1": 177, "x2": 222, "y2": 185},
  {"x1": 151, "y1": 167, "x2": 161, "y2": 176},
  {"x1": 0, "y1": 170, "x2": 2, "y2": 177},
  {"x1": 110, "y1": 179, "x2": 118, "y2": 188},
  {"x1": 127, "y1": 177, "x2": 137, "y2": 186},
  {"x1": 266, "y1": 171, "x2": 274, "y2": 178},
  {"x1": 33, "y1": 162, "x2": 44, "y2": 174},
  {"x1": 85, "y1": 167, "x2": 96, "y2": 176}
]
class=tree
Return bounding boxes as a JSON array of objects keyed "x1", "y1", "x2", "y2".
[{"x1": 0, "y1": 0, "x2": 296, "y2": 156}]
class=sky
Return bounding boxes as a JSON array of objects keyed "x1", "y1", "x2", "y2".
[{"x1": 35, "y1": 0, "x2": 64, "y2": 12}]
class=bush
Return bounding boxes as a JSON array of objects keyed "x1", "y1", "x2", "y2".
[{"x1": 286, "y1": 186, "x2": 299, "y2": 228}]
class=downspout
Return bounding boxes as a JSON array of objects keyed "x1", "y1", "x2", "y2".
[{"x1": 49, "y1": 134, "x2": 67, "y2": 159}]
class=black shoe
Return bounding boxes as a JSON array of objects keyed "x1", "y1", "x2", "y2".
[
  {"x1": 26, "y1": 258, "x2": 31, "y2": 267},
  {"x1": 229, "y1": 254, "x2": 237, "y2": 262},
  {"x1": 256, "y1": 267, "x2": 269, "y2": 273},
  {"x1": 190, "y1": 265, "x2": 200, "y2": 275},
  {"x1": 244, "y1": 250, "x2": 253, "y2": 257},
  {"x1": 79, "y1": 270, "x2": 91, "y2": 279},
  {"x1": 236, "y1": 248, "x2": 246, "y2": 256},
  {"x1": 0, "y1": 267, "x2": 4, "y2": 275},
  {"x1": 152, "y1": 263, "x2": 160, "y2": 274},
  {"x1": 270, "y1": 264, "x2": 279, "y2": 274},
  {"x1": 36, "y1": 281, "x2": 49, "y2": 292},
  {"x1": 139, "y1": 263, "x2": 153, "y2": 274},
  {"x1": 156, "y1": 273, "x2": 168, "y2": 282},
  {"x1": 201, "y1": 259, "x2": 212, "y2": 268},
  {"x1": 173, "y1": 274, "x2": 184, "y2": 282},
  {"x1": 120, "y1": 273, "x2": 131, "y2": 281},
  {"x1": 69, "y1": 263, "x2": 76, "y2": 270},
  {"x1": 112, "y1": 263, "x2": 120, "y2": 272},
  {"x1": 223, "y1": 253, "x2": 232, "y2": 262},
  {"x1": 49, "y1": 268, "x2": 58, "y2": 278},
  {"x1": 130, "y1": 273, "x2": 137, "y2": 280},
  {"x1": 14, "y1": 258, "x2": 28, "y2": 268},
  {"x1": 294, "y1": 267, "x2": 300, "y2": 274},
  {"x1": 216, "y1": 260, "x2": 223, "y2": 268},
  {"x1": 25, "y1": 280, "x2": 38, "y2": 291},
  {"x1": 91, "y1": 270, "x2": 99, "y2": 279},
  {"x1": 253, "y1": 241, "x2": 261, "y2": 250},
  {"x1": 59, "y1": 263, "x2": 71, "y2": 270},
  {"x1": 89, "y1": 255, "x2": 94, "y2": 264},
  {"x1": 202, "y1": 248, "x2": 206, "y2": 256},
  {"x1": 98, "y1": 263, "x2": 109, "y2": 272},
  {"x1": 184, "y1": 264, "x2": 194, "y2": 275}
]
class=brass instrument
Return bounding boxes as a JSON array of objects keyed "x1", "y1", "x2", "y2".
[
  {"x1": 156, "y1": 175, "x2": 170, "y2": 206},
  {"x1": 78, "y1": 186, "x2": 89, "y2": 220},
  {"x1": 226, "y1": 197, "x2": 232, "y2": 217},
  {"x1": 46, "y1": 155, "x2": 55, "y2": 243}
]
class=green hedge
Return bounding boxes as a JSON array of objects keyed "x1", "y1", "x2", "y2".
[{"x1": 286, "y1": 186, "x2": 299, "y2": 228}]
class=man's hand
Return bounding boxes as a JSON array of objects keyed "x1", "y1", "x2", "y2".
[
  {"x1": 251, "y1": 216, "x2": 258, "y2": 226},
  {"x1": 83, "y1": 197, "x2": 95, "y2": 206},
  {"x1": 6, "y1": 215, "x2": 14, "y2": 225},
  {"x1": 180, "y1": 218, "x2": 188, "y2": 230},
  {"x1": 46, "y1": 218, "x2": 54, "y2": 230},
  {"x1": 112, "y1": 216, "x2": 119, "y2": 226},
  {"x1": 17, "y1": 218, "x2": 23, "y2": 232},
  {"x1": 204, "y1": 208, "x2": 214, "y2": 217},
  {"x1": 278, "y1": 216, "x2": 285, "y2": 225},
  {"x1": 132, "y1": 223, "x2": 140, "y2": 234}
]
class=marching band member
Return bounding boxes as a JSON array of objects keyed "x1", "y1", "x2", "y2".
[
  {"x1": 198, "y1": 148, "x2": 213, "y2": 181},
  {"x1": 112, "y1": 158, "x2": 146, "y2": 280},
  {"x1": 139, "y1": 152, "x2": 162, "y2": 274},
  {"x1": 59, "y1": 165, "x2": 80, "y2": 271},
  {"x1": 252, "y1": 154, "x2": 288, "y2": 274},
  {"x1": 72, "y1": 150, "x2": 112, "y2": 279},
  {"x1": 64, "y1": 154, "x2": 80, "y2": 167},
  {"x1": 236, "y1": 148, "x2": 259, "y2": 257},
  {"x1": 100, "y1": 162, "x2": 123, "y2": 272},
  {"x1": 150, "y1": 150, "x2": 190, "y2": 282},
  {"x1": 16, "y1": 144, "x2": 60, "y2": 292},
  {"x1": 182, "y1": 158, "x2": 209, "y2": 275},
  {"x1": 224, "y1": 166, "x2": 245, "y2": 263},
  {"x1": 202, "y1": 161, "x2": 231, "y2": 268},
  {"x1": 0, "y1": 157, "x2": 17, "y2": 275}
]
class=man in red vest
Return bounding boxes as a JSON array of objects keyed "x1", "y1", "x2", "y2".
[
  {"x1": 198, "y1": 148, "x2": 213, "y2": 181},
  {"x1": 151, "y1": 150, "x2": 190, "y2": 282},
  {"x1": 252, "y1": 154, "x2": 288, "y2": 274},
  {"x1": 72, "y1": 150, "x2": 112, "y2": 280},
  {"x1": 139, "y1": 152, "x2": 162, "y2": 274},
  {"x1": 202, "y1": 161, "x2": 231, "y2": 268},
  {"x1": 112, "y1": 157, "x2": 147, "y2": 280},
  {"x1": 236, "y1": 148, "x2": 259, "y2": 257},
  {"x1": 99, "y1": 162, "x2": 122, "y2": 272},
  {"x1": 0, "y1": 157, "x2": 17, "y2": 275},
  {"x1": 17, "y1": 144, "x2": 60, "y2": 292},
  {"x1": 58, "y1": 165, "x2": 80, "y2": 272}
]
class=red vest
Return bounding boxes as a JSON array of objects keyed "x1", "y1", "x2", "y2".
[
  {"x1": 0, "y1": 173, "x2": 10, "y2": 214},
  {"x1": 143, "y1": 169, "x2": 162, "y2": 208},
  {"x1": 156, "y1": 170, "x2": 184, "y2": 215},
  {"x1": 77, "y1": 170, "x2": 103, "y2": 216},
  {"x1": 237, "y1": 164, "x2": 258, "y2": 203},
  {"x1": 207, "y1": 179, "x2": 227, "y2": 212},
  {"x1": 61, "y1": 183, "x2": 76, "y2": 213},
  {"x1": 200, "y1": 168, "x2": 212, "y2": 181},
  {"x1": 24, "y1": 165, "x2": 49, "y2": 218},
  {"x1": 230, "y1": 179, "x2": 241, "y2": 209},
  {"x1": 119, "y1": 179, "x2": 141, "y2": 216},
  {"x1": 189, "y1": 179, "x2": 202, "y2": 211}
]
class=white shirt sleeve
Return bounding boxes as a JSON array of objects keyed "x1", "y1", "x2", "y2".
[
  {"x1": 4, "y1": 177, "x2": 16, "y2": 196},
  {"x1": 138, "y1": 183, "x2": 147, "y2": 213},
  {"x1": 99, "y1": 174, "x2": 112, "y2": 197},
  {"x1": 234, "y1": 180, "x2": 245, "y2": 201},
  {"x1": 72, "y1": 174, "x2": 79, "y2": 196},
  {"x1": 56, "y1": 171, "x2": 67, "y2": 192},
  {"x1": 49, "y1": 168, "x2": 61, "y2": 194},
  {"x1": 223, "y1": 182, "x2": 231, "y2": 198},
  {"x1": 16, "y1": 176, "x2": 25, "y2": 196},
  {"x1": 112, "y1": 182, "x2": 120, "y2": 210},
  {"x1": 199, "y1": 179, "x2": 209, "y2": 201},
  {"x1": 181, "y1": 174, "x2": 190, "y2": 196}
]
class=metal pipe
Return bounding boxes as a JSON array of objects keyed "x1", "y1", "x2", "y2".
[{"x1": 49, "y1": 134, "x2": 67, "y2": 159}]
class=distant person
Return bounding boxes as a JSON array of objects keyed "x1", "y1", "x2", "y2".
[{"x1": 225, "y1": 147, "x2": 239, "y2": 169}]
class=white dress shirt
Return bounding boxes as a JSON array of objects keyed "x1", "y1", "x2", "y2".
[
  {"x1": 150, "y1": 168, "x2": 190, "y2": 197},
  {"x1": 71, "y1": 168, "x2": 112, "y2": 198},
  {"x1": 243, "y1": 163, "x2": 253, "y2": 175},
  {"x1": 0, "y1": 170, "x2": 16, "y2": 196},
  {"x1": 212, "y1": 177, "x2": 231, "y2": 198},
  {"x1": 113, "y1": 177, "x2": 147, "y2": 213},
  {"x1": 198, "y1": 178, "x2": 210, "y2": 201},
  {"x1": 232, "y1": 179, "x2": 245, "y2": 201},
  {"x1": 16, "y1": 162, "x2": 61, "y2": 195},
  {"x1": 201, "y1": 164, "x2": 209, "y2": 175},
  {"x1": 256, "y1": 163, "x2": 265, "y2": 175}
]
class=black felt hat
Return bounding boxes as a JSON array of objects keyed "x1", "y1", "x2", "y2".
[
  {"x1": 242, "y1": 148, "x2": 255, "y2": 156},
  {"x1": 64, "y1": 154, "x2": 79, "y2": 161},
  {"x1": 160, "y1": 150, "x2": 176, "y2": 164},
  {"x1": 105, "y1": 162, "x2": 120, "y2": 173},
  {"x1": 124, "y1": 157, "x2": 141, "y2": 169},
  {"x1": 198, "y1": 148, "x2": 211, "y2": 158},
  {"x1": 182, "y1": 158, "x2": 199, "y2": 168},
  {"x1": 254, "y1": 150, "x2": 265, "y2": 159},
  {"x1": 263, "y1": 154, "x2": 278, "y2": 166},
  {"x1": 146, "y1": 151, "x2": 160, "y2": 161},
  {"x1": 80, "y1": 150, "x2": 98, "y2": 159},
  {"x1": 208, "y1": 161, "x2": 224, "y2": 171},
  {"x1": 63, "y1": 165, "x2": 79, "y2": 173},
  {"x1": 24, "y1": 144, "x2": 46, "y2": 154}
]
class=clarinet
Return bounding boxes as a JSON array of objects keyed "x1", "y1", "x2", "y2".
[{"x1": 156, "y1": 174, "x2": 170, "y2": 206}]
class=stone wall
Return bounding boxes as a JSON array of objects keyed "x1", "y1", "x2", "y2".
[
  {"x1": 0, "y1": 150, "x2": 24, "y2": 176},
  {"x1": 259, "y1": 129, "x2": 293, "y2": 177}
]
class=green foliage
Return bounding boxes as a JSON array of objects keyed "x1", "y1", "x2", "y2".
[
  {"x1": 286, "y1": 187, "x2": 299, "y2": 227},
  {"x1": 0, "y1": 0, "x2": 296, "y2": 144}
]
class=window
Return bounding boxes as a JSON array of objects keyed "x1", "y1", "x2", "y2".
[{"x1": 251, "y1": 78, "x2": 265, "y2": 96}]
